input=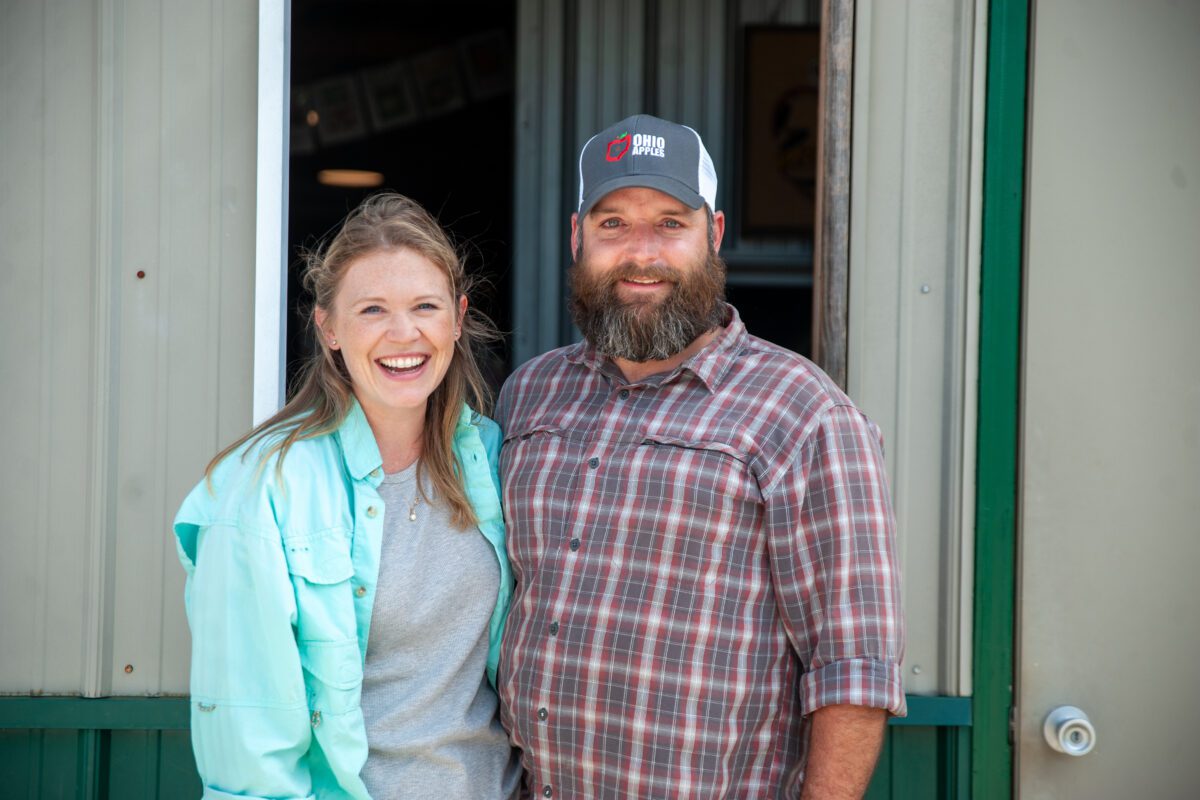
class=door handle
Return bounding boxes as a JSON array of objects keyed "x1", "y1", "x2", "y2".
[{"x1": 1043, "y1": 705, "x2": 1096, "y2": 756}]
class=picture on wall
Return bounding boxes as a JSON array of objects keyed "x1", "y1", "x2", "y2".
[{"x1": 740, "y1": 26, "x2": 821, "y2": 237}]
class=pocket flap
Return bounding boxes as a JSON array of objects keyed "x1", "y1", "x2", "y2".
[
  {"x1": 283, "y1": 533, "x2": 354, "y2": 584},
  {"x1": 298, "y1": 639, "x2": 362, "y2": 690}
]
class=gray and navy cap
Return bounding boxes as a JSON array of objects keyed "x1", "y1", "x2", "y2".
[{"x1": 577, "y1": 114, "x2": 718, "y2": 216}]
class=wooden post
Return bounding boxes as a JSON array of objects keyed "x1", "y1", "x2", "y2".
[{"x1": 812, "y1": 0, "x2": 854, "y2": 388}]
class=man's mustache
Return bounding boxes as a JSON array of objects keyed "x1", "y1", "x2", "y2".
[{"x1": 607, "y1": 263, "x2": 679, "y2": 286}]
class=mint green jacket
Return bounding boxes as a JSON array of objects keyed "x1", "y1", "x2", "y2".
[{"x1": 173, "y1": 401, "x2": 511, "y2": 800}]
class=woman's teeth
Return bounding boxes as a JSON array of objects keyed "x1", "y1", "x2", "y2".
[{"x1": 378, "y1": 355, "x2": 427, "y2": 372}]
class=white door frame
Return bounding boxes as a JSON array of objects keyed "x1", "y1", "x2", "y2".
[{"x1": 253, "y1": 0, "x2": 291, "y2": 423}]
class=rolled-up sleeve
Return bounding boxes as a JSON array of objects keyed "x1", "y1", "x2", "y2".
[
  {"x1": 764, "y1": 403, "x2": 906, "y2": 717},
  {"x1": 175, "y1": 507, "x2": 315, "y2": 799}
]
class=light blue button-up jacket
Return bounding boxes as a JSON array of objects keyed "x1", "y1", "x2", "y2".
[{"x1": 173, "y1": 401, "x2": 512, "y2": 800}]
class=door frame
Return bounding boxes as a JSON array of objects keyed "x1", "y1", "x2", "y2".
[{"x1": 972, "y1": 0, "x2": 1030, "y2": 796}]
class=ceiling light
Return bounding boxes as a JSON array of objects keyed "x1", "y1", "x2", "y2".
[{"x1": 317, "y1": 169, "x2": 385, "y2": 188}]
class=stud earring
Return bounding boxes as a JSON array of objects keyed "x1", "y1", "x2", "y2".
[{"x1": 330, "y1": 337, "x2": 338, "y2": 347}]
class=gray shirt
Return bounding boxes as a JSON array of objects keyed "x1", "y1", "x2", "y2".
[{"x1": 361, "y1": 462, "x2": 519, "y2": 800}]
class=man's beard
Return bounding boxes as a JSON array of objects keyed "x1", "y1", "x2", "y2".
[{"x1": 568, "y1": 240, "x2": 727, "y2": 363}]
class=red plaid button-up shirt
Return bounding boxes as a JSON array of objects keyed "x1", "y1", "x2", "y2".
[{"x1": 496, "y1": 307, "x2": 905, "y2": 798}]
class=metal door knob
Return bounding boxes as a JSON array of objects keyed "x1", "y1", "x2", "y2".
[{"x1": 1043, "y1": 705, "x2": 1096, "y2": 756}]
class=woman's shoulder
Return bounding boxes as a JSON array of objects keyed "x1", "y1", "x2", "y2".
[{"x1": 176, "y1": 424, "x2": 344, "y2": 533}]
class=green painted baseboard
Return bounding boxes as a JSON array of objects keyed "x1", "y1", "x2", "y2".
[{"x1": 1, "y1": 693, "x2": 970, "y2": 731}]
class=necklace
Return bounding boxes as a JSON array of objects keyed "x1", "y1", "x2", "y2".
[{"x1": 407, "y1": 495, "x2": 420, "y2": 522}]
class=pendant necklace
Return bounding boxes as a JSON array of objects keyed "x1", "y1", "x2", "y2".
[{"x1": 407, "y1": 495, "x2": 420, "y2": 522}]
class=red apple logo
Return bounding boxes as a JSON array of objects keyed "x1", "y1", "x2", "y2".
[{"x1": 606, "y1": 132, "x2": 631, "y2": 161}]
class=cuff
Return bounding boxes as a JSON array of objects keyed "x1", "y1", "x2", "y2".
[{"x1": 800, "y1": 657, "x2": 907, "y2": 718}]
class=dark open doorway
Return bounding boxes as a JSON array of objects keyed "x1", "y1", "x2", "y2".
[{"x1": 287, "y1": 0, "x2": 515, "y2": 390}]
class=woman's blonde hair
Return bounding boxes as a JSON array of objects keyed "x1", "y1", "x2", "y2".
[{"x1": 206, "y1": 192, "x2": 498, "y2": 527}]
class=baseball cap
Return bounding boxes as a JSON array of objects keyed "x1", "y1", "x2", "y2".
[{"x1": 577, "y1": 114, "x2": 718, "y2": 216}]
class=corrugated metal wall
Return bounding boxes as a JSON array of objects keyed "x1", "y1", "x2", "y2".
[
  {"x1": 848, "y1": 0, "x2": 984, "y2": 697},
  {"x1": 0, "y1": 0, "x2": 257, "y2": 699}
]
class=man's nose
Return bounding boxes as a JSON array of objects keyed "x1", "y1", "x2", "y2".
[{"x1": 624, "y1": 222, "x2": 662, "y2": 264}]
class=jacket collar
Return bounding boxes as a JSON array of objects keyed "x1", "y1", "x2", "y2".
[
  {"x1": 335, "y1": 398, "x2": 479, "y2": 482},
  {"x1": 335, "y1": 399, "x2": 384, "y2": 482}
]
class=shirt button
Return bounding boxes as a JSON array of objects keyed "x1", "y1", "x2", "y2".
[
  {"x1": 618, "y1": 389, "x2": 630, "y2": 400},
  {"x1": 569, "y1": 538, "x2": 580, "y2": 551},
  {"x1": 366, "y1": 505, "x2": 378, "y2": 518},
  {"x1": 369, "y1": 468, "x2": 381, "y2": 479},
  {"x1": 542, "y1": 787, "x2": 553, "y2": 798},
  {"x1": 587, "y1": 457, "x2": 599, "y2": 468},
  {"x1": 355, "y1": 585, "x2": 367, "y2": 598},
  {"x1": 548, "y1": 621, "x2": 559, "y2": 635},
  {"x1": 537, "y1": 707, "x2": 548, "y2": 721}
]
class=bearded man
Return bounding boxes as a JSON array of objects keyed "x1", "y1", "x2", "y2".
[{"x1": 495, "y1": 114, "x2": 906, "y2": 799}]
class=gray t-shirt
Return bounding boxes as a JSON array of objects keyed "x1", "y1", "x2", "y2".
[{"x1": 360, "y1": 462, "x2": 519, "y2": 800}]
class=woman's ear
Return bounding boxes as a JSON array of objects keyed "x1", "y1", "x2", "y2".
[
  {"x1": 455, "y1": 295, "x2": 468, "y2": 339},
  {"x1": 313, "y1": 307, "x2": 337, "y2": 349}
]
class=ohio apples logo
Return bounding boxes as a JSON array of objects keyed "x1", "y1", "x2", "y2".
[{"x1": 606, "y1": 132, "x2": 631, "y2": 161}]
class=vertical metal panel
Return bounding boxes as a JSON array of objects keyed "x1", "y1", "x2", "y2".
[
  {"x1": 1, "y1": 0, "x2": 100, "y2": 694},
  {"x1": 108, "y1": 0, "x2": 258, "y2": 695},
  {"x1": 654, "y1": 0, "x2": 726, "y2": 184},
  {"x1": 512, "y1": 0, "x2": 567, "y2": 365},
  {"x1": 0, "y1": 0, "x2": 257, "y2": 697},
  {"x1": 847, "y1": 0, "x2": 982, "y2": 696}
]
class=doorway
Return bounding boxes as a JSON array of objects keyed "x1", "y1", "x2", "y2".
[{"x1": 287, "y1": 0, "x2": 516, "y2": 388}]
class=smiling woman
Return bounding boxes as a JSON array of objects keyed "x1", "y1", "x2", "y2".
[
  {"x1": 172, "y1": 193, "x2": 520, "y2": 799},
  {"x1": 315, "y1": 247, "x2": 467, "y2": 471}
]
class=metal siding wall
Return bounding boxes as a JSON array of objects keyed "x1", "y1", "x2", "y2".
[
  {"x1": 0, "y1": 0, "x2": 257, "y2": 697},
  {"x1": 848, "y1": 0, "x2": 982, "y2": 696},
  {"x1": 1, "y1": 0, "x2": 102, "y2": 695}
]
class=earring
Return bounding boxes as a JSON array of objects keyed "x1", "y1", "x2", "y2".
[{"x1": 330, "y1": 337, "x2": 338, "y2": 347}]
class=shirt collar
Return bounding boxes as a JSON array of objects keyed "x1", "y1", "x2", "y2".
[{"x1": 566, "y1": 303, "x2": 747, "y2": 392}]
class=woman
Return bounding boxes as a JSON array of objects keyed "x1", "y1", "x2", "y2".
[{"x1": 174, "y1": 193, "x2": 520, "y2": 799}]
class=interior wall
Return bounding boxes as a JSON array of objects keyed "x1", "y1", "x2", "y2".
[
  {"x1": 0, "y1": 0, "x2": 258, "y2": 696},
  {"x1": 513, "y1": 0, "x2": 819, "y2": 363}
]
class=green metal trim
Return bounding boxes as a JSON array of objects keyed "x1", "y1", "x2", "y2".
[
  {"x1": 0, "y1": 698, "x2": 190, "y2": 731},
  {"x1": 973, "y1": 0, "x2": 1030, "y2": 798},
  {"x1": 889, "y1": 696, "x2": 972, "y2": 727},
  {"x1": 2, "y1": 693, "x2": 968, "y2": 732}
]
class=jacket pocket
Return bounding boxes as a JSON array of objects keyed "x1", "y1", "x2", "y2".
[
  {"x1": 282, "y1": 531, "x2": 354, "y2": 585},
  {"x1": 298, "y1": 638, "x2": 363, "y2": 715}
]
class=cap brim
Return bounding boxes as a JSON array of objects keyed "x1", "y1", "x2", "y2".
[{"x1": 579, "y1": 175, "x2": 705, "y2": 217}]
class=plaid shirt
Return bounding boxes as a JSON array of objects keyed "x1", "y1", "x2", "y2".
[{"x1": 496, "y1": 306, "x2": 905, "y2": 799}]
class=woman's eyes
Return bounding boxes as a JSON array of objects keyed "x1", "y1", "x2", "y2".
[{"x1": 359, "y1": 302, "x2": 441, "y2": 312}]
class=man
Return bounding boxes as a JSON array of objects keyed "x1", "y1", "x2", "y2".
[{"x1": 496, "y1": 114, "x2": 905, "y2": 799}]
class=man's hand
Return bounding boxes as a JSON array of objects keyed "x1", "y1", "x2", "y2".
[{"x1": 800, "y1": 704, "x2": 888, "y2": 799}]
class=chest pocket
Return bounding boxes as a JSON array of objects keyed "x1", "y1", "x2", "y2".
[
  {"x1": 282, "y1": 530, "x2": 356, "y2": 644},
  {"x1": 637, "y1": 433, "x2": 764, "y2": 506}
]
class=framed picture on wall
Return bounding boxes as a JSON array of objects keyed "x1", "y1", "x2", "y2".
[{"x1": 740, "y1": 26, "x2": 821, "y2": 237}]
